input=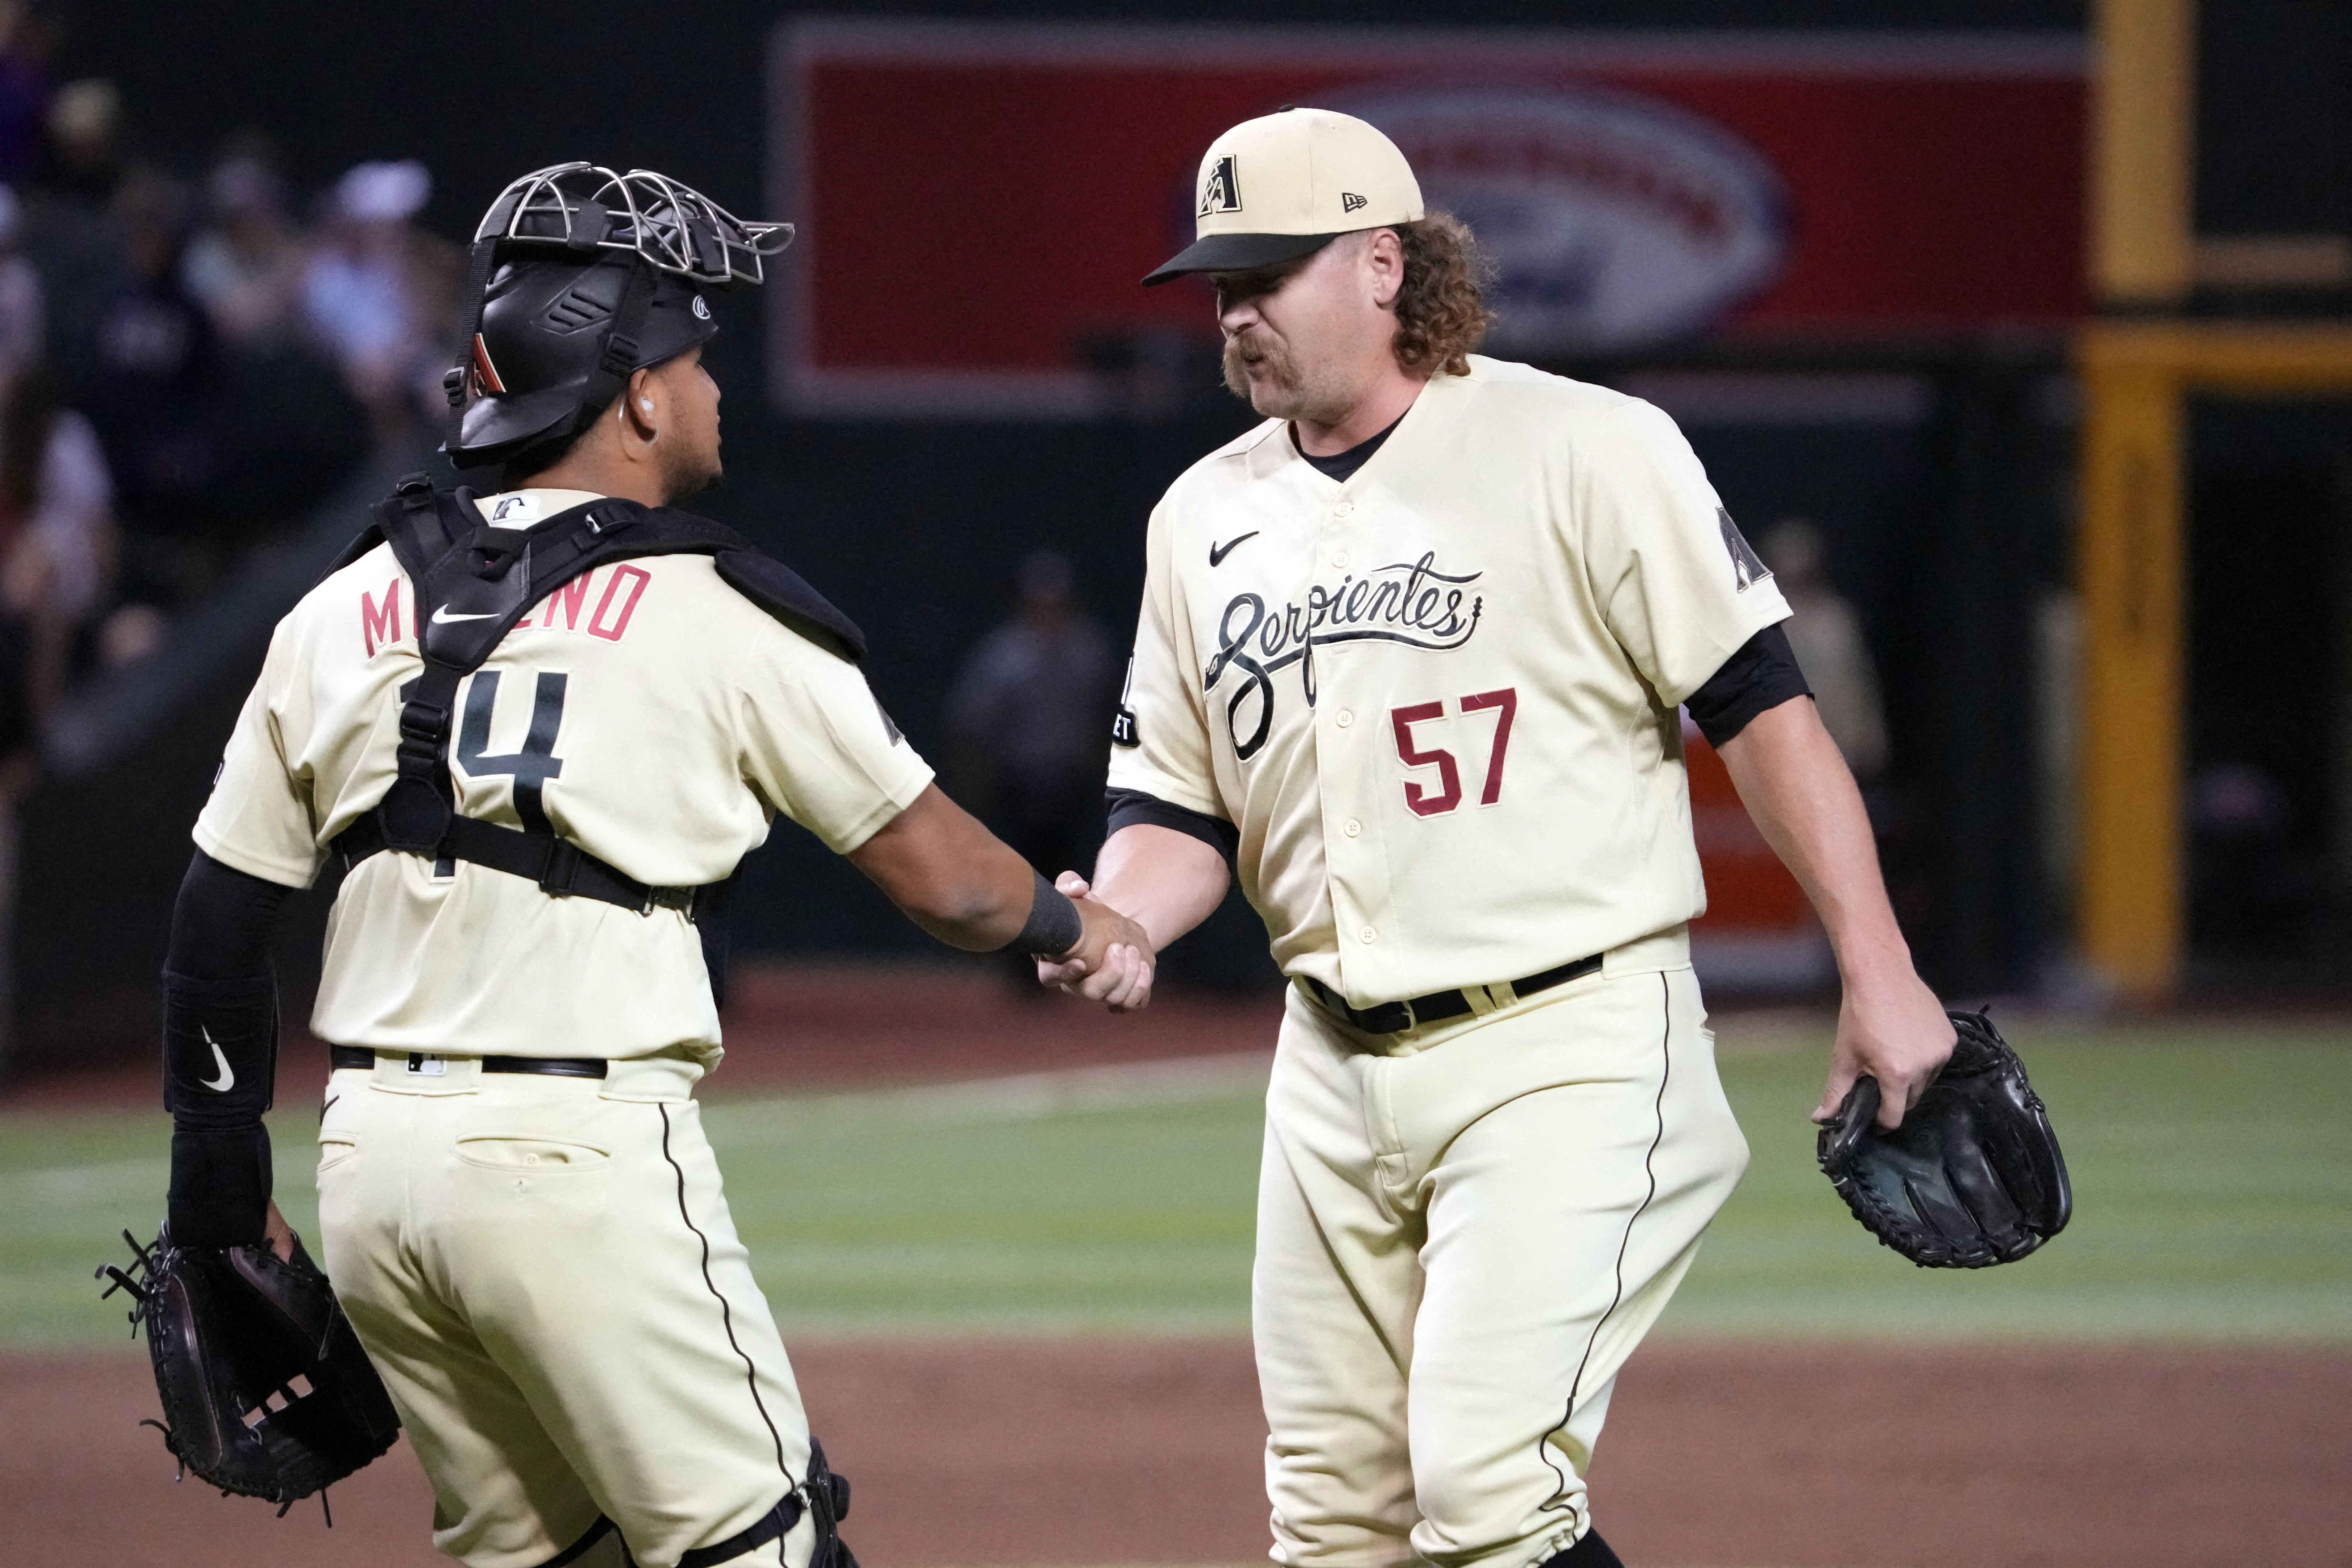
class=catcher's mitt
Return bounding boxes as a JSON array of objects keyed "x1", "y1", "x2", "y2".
[
  {"x1": 1817, "y1": 1009, "x2": 2071, "y2": 1269},
  {"x1": 97, "y1": 1225, "x2": 400, "y2": 1512}
]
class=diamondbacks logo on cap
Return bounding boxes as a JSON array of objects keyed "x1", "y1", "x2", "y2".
[
  {"x1": 1198, "y1": 155, "x2": 1241, "y2": 217},
  {"x1": 1341, "y1": 192, "x2": 1368, "y2": 214},
  {"x1": 691, "y1": 294, "x2": 711, "y2": 321}
]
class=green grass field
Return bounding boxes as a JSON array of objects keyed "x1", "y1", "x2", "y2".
[{"x1": 7, "y1": 1019, "x2": 2347, "y2": 1352}]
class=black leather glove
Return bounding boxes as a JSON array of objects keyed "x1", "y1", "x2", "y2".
[
  {"x1": 1817, "y1": 1009, "x2": 2072, "y2": 1268},
  {"x1": 98, "y1": 1223, "x2": 400, "y2": 1507}
]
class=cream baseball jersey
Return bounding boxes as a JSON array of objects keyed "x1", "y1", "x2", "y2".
[
  {"x1": 1106, "y1": 356, "x2": 1791, "y2": 1006},
  {"x1": 195, "y1": 487, "x2": 932, "y2": 1059}
]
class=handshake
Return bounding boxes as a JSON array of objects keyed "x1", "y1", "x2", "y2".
[{"x1": 1038, "y1": 870, "x2": 1156, "y2": 1012}]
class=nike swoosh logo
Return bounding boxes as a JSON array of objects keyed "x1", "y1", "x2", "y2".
[
  {"x1": 431, "y1": 605, "x2": 499, "y2": 624},
  {"x1": 1209, "y1": 532, "x2": 1259, "y2": 567},
  {"x1": 198, "y1": 1026, "x2": 234, "y2": 1093}
]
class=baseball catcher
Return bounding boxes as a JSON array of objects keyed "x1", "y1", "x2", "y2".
[{"x1": 133, "y1": 160, "x2": 1147, "y2": 1568}]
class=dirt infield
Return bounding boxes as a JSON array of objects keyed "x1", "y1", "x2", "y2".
[{"x1": 9, "y1": 1339, "x2": 2346, "y2": 1568}]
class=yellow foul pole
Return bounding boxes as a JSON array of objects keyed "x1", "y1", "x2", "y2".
[{"x1": 2078, "y1": 0, "x2": 2195, "y2": 998}]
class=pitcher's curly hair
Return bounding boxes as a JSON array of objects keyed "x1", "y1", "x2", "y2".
[{"x1": 1391, "y1": 212, "x2": 1496, "y2": 377}]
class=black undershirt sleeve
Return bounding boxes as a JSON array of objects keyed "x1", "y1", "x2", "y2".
[
  {"x1": 165, "y1": 850, "x2": 295, "y2": 982},
  {"x1": 162, "y1": 850, "x2": 291, "y2": 1125},
  {"x1": 1104, "y1": 787, "x2": 1240, "y2": 867},
  {"x1": 1683, "y1": 623, "x2": 1813, "y2": 749}
]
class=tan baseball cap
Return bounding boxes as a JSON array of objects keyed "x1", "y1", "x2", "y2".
[{"x1": 1142, "y1": 106, "x2": 1424, "y2": 286}]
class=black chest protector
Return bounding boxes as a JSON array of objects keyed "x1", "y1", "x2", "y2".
[{"x1": 325, "y1": 474, "x2": 867, "y2": 919}]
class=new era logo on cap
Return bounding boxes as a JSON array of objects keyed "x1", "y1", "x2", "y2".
[
  {"x1": 1341, "y1": 192, "x2": 1368, "y2": 213},
  {"x1": 1199, "y1": 155, "x2": 1241, "y2": 217}
]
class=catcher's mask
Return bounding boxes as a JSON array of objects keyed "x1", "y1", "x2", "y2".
[{"x1": 443, "y1": 163, "x2": 793, "y2": 469}]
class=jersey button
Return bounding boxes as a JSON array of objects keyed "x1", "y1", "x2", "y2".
[
  {"x1": 1335, "y1": 710, "x2": 1354, "y2": 728},
  {"x1": 1334, "y1": 501, "x2": 1356, "y2": 518},
  {"x1": 1344, "y1": 818, "x2": 1362, "y2": 837},
  {"x1": 1358, "y1": 925, "x2": 1378, "y2": 943},
  {"x1": 1331, "y1": 550, "x2": 1352, "y2": 569}
]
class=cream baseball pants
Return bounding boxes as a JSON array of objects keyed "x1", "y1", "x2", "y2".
[
  {"x1": 316, "y1": 1050, "x2": 819, "y2": 1568},
  {"x1": 1256, "y1": 950, "x2": 1747, "y2": 1568}
]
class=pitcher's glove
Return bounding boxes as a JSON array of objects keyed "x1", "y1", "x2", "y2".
[
  {"x1": 97, "y1": 1224, "x2": 400, "y2": 1511},
  {"x1": 1816, "y1": 1009, "x2": 2072, "y2": 1268}
]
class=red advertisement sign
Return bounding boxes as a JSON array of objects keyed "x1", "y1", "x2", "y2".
[{"x1": 768, "y1": 21, "x2": 2084, "y2": 415}]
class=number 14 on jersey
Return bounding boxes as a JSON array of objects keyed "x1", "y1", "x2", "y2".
[{"x1": 1390, "y1": 688, "x2": 1517, "y2": 817}]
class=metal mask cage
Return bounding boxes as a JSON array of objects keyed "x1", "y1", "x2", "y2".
[{"x1": 476, "y1": 162, "x2": 793, "y2": 288}]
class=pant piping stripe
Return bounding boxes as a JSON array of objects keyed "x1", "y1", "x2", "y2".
[
  {"x1": 658, "y1": 1101, "x2": 797, "y2": 1487},
  {"x1": 1537, "y1": 971, "x2": 1672, "y2": 1516}
]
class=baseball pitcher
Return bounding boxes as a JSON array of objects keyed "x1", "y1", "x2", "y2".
[
  {"x1": 1045, "y1": 110, "x2": 1957, "y2": 1568},
  {"x1": 151, "y1": 163, "x2": 1146, "y2": 1568}
]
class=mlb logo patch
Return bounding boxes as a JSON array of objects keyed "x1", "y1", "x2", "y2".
[{"x1": 1198, "y1": 155, "x2": 1241, "y2": 217}]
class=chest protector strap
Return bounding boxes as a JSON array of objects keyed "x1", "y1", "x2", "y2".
[{"x1": 325, "y1": 474, "x2": 867, "y2": 917}]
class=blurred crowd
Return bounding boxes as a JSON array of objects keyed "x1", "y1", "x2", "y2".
[{"x1": 0, "y1": 22, "x2": 463, "y2": 793}]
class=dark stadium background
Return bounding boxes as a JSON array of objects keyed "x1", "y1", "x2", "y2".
[{"x1": 6, "y1": 0, "x2": 2346, "y2": 1074}]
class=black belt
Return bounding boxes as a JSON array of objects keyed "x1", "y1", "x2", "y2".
[
  {"x1": 330, "y1": 1046, "x2": 608, "y2": 1079},
  {"x1": 1302, "y1": 951, "x2": 1604, "y2": 1035},
  {"x1": 333, "y1": 813, "x2": 712, "y2": 919}
]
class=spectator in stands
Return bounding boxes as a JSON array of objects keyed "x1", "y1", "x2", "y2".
[
  {"x1": 84, "y1": 170, "x2": 230, "y2": 614},
  {"x1": 0, "y1": 355, "x2": 116, "y2": 1050},
  {"x1": 20, "y1": 76, "x2": 128, "y2": 387},
  {"x1": 0, "y1": 184, "x2": 43, "y2": 378},
  {"x1": 0, "y1": 358, "x2": 116, "y2": 690},
  {"x1": 182, "y1": 147, "x2": 303, "y2": 348},
  {"x1": 1759, "y1": 517, "x2": 1889, "y2": 784},
  {"x1": 0, "y1": 1, "x2": 52, "y2": 185},
  {"x1": 946, "y1": 550, "x2": 1120, "y2": 987},
  {"x1": 301, "y1": 159, "x2": 457, "y2": 444},
  {"x1": 2190, "y1": 762, "x2": 2316, "y2": 956},
  {"x1": 37, "y1": 76, "x2": 119, "y2": 202}
]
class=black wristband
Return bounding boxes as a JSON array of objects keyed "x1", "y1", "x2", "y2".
[
  {"x1": 167, "y1": 1122, "x2": 272, "y2": 1249},
  {"x1": 1005, "y1": 868, "x2": 1085, "y2": 958}
]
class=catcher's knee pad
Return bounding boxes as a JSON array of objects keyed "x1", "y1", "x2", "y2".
[
  {"x1": 802, "y1": 1437, "x2": 857, "y2": 1568},
  {"x1": 672, "y1": 1439, "x2": 855, "y2": 1568}
]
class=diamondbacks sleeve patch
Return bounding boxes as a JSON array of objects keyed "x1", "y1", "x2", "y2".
[{"x1": 1718, "y1": 507, "x2": 1772, "y2": 592}]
